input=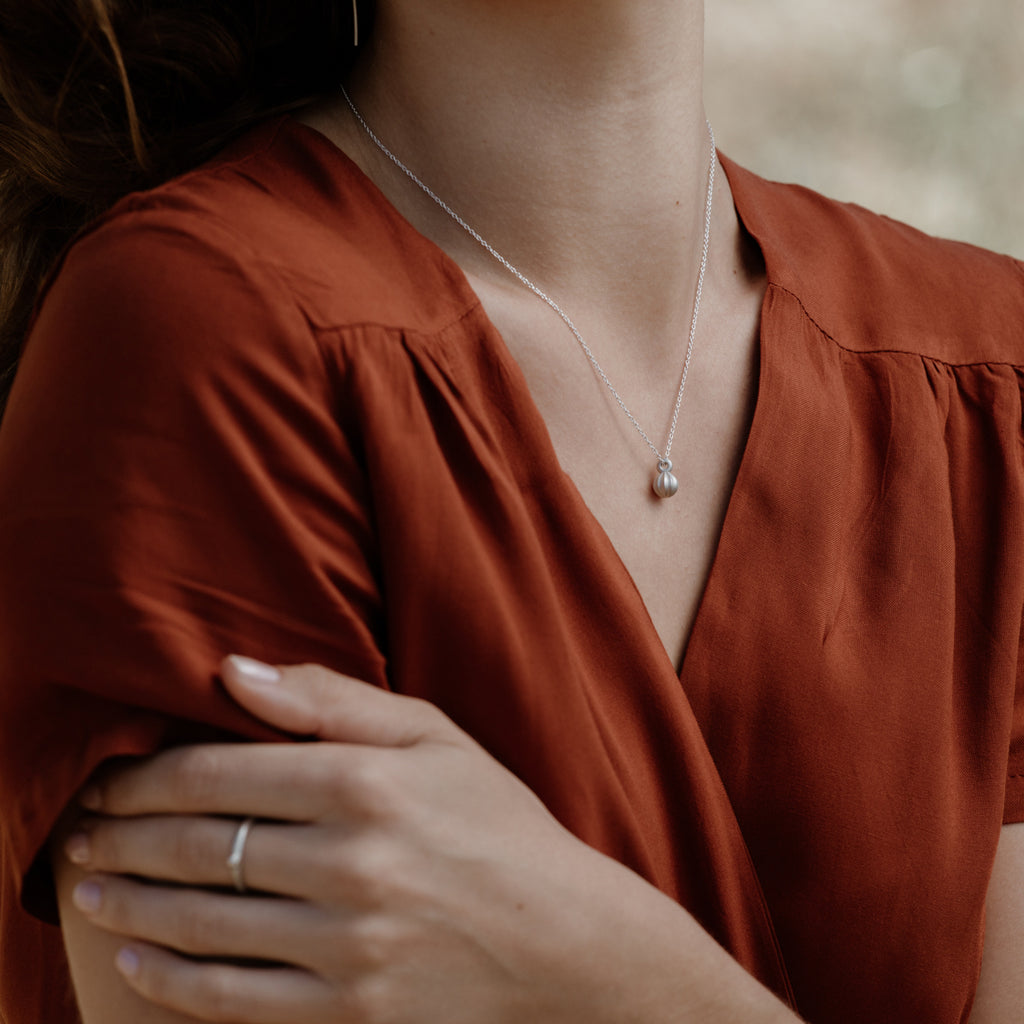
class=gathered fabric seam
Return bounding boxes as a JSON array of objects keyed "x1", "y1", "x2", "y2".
[{"x1": 771, "y1": 282, "x2": 1024, "y2": 371}]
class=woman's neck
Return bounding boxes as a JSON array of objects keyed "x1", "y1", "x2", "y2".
[{"x1": 317, "y1": 0, "x2": 715, "y2": 329}]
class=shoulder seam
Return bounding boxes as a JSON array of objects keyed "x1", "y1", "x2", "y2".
[
  {"x1": 308, "y1": 294, "x2": 486, "y2": 344},
  {"x1": 49, "y1": 197, "x2": 338, "y2": 396},
  {"x1": 72, "y1": 200, "x2": 482, "y2": 343},
  {"x1": 774, "y1": 282, "x2": 1024, "y2": 370},
  {"x1": 168, "y1": 200, "x2": 339, "y2": 388}
]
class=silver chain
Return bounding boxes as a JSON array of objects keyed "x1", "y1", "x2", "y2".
[{"x1": 341, "y1": 86, "x2": 716, "y2": 469}]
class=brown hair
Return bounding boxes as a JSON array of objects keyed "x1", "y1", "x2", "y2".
[{"x1": 0, "y1": 0, "x2": 369, "y2": 420}]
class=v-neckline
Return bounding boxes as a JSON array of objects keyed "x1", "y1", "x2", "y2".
[
  {"x1": 490, "y1": 264, "x2": 775, "y2": 684},
  {"x1": 286, "y1": 116, "x2": 778, "y2": 684}
]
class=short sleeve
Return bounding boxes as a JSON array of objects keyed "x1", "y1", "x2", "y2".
[
  {"x1": 1010, "y1": 351, "x2": 1024, "y2": 824},
  {"x1": 1009, "y1": 591, "x2": 1024, "y2": 823},
  {"x1": 0, "y1": 205, "x2": 385, "y2": 919}
]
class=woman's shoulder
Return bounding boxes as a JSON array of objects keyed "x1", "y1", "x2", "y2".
[
  {"x1": 48, "y1": 116, "x2": 477, "y2": 341},
  {"x1": 722, "y1": 156, "x2": 1024, "y2": 368}
]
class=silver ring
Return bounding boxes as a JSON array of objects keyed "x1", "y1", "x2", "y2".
[{"x1": 226, "y1": 817, "x2": 255, "y2": 894}]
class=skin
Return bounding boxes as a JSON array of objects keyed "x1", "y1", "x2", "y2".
[
  {"x1": 305, "y1": 0, "x2": 764, "y2": 670},
  {"x1": 52, "y1": 0, "x2": 1024, "y2": 1019},
  {"x1": 57, "y1": 658, "x2": 798, "y2": 1024},
  {"x1": 972, "y1": 827, "x2": 1024, "y2": 1021}
]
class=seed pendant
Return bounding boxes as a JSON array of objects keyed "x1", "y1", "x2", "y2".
[{"x1": 653, "y1": 459, "x2": 679, "y2": 499}]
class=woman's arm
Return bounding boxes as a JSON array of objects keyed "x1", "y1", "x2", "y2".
[
  {"x1": 57, "y1": 657, "x2": 800, "y2": 1024},
  {"x1": 0, "y1": 206, "x2": 386, "y2": 1020},
  {"x1": 971, "y1": 823, "x2": 1024, "y2": 1022},
  {"x1": 54, "y1": 846, "x2": 200, "y2": 1024}
]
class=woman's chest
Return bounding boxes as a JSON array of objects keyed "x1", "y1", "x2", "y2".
[
  {"x1": 467, "y1": 278, "x2": 764, "y2": 671},
  {"x1": 339, "y1": 292, "x2": 1024, "y2": 1022}
]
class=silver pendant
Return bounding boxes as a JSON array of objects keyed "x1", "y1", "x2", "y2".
[{"x1": 653, "y1": 459, "x2": 679, "y2": 499}]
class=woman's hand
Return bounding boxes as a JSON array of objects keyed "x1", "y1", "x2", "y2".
[
  {"x1": 61, "y1": 659, "x2": 653, "y2": 1023},
  {"x1": 63, "y1": 657, "x2": 796, "y2": 1024}
]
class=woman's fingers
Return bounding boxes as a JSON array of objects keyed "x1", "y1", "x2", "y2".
[
  {"x1": 71, "y1": 873, "x2": 331, "y2": 966},
  {"x1": 67, "y1": 815, "x2": 308, "y2": 899},
  {"x1": 79, "y1": 660, "x2": 472, "y2": 821},
  {"x1": 82, "y1": 741, "x2": 408, "y2": 822},
  {"x1": 67, "y1": 815, "x2": 393, "y2": 906},
  {"x1": 112, "y1": 942, "x2": 343, "y2": 1024},
  {"x1": 67, "y1": 814, "x2": 242, "y2": 888},
  {"x1": 74, "y1": 874, "x2": 433, "y2": 1022},
  {"x1": 220, "y1": 657, "x2": 459, "y2": 748}
]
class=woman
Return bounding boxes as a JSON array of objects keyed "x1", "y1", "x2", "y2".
[{"x1": 0, "y1": 1, "x2": 1022, "y2": 1021}]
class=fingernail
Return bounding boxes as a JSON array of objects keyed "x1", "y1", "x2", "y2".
[
  {"x1": 226, "y1": 655, "x2": 281, "y2": 686},
  {"x1": 72, "y1": 880, "x2": 103, "y2": 914},
  {"x1": 115, "y1": 947, "x2": 141, "y2": 978},
  {"x1": 65, "y1": 833, "x2": 91, "y2": 866},
  {"x1": 79, "y1": 786, "x2": 102, "y2": 811}
]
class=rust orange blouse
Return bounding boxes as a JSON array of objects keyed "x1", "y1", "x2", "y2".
[{"x1": 1, "y1": 117, "x2": 1023, "y2": 1024}]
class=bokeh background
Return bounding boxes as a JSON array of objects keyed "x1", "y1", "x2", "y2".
[{"x1": 704, "y1": 0, "x2": 1023, "y2": 258}]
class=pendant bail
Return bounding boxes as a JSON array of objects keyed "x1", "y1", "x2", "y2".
[{"x1": 653, "y1": 459, "x2": 679, "y2": 499}]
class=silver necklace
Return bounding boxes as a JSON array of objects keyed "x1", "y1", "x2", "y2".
[{"x1": 341, "y1": 87, "x2": 716, "y2": 500}]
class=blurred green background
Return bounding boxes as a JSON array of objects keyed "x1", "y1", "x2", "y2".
[{"x1": 705, "y1": 0, "x2": 1023, "y2": 258}]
